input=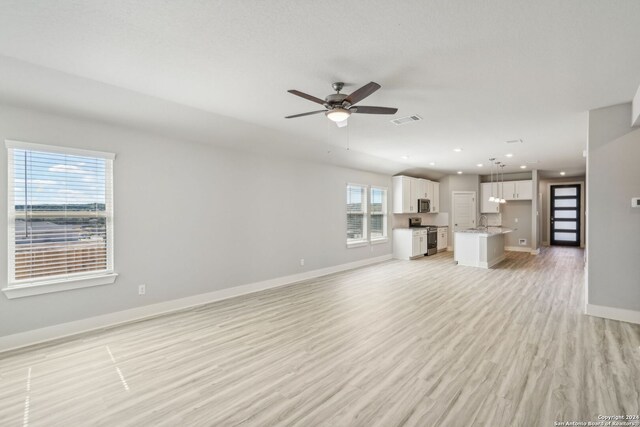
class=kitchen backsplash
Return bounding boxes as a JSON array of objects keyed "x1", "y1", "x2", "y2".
[{"x1": 392, "y1": 212, "x2": 450, "y2": 228}]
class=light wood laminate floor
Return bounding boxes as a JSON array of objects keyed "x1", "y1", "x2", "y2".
[{"x1": 1, "y1": 247, "x2": 639, "y2": 426}]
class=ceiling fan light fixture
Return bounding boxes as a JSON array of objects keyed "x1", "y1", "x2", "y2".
[{"x1": 326, "y1": 108, "x2": 351, "y2": 122}]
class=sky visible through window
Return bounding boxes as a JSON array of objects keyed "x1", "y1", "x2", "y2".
[{"x1": 13, "y1": 149, "x2": 106, "y2": 208}]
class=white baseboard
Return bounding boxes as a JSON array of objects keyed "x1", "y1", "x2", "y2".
[
  {"x1": 530, "y1": 248, "x2": 540, "y2": 255},
  {"x1": 505, "y1": 246, "x2": 533, "y2": 253},
  {"x1": 0, "y1": 254, "x2": 393, "y2": 353},
  {"x1": 586, "y1": 304, "x2": 640, "y2": 325}
]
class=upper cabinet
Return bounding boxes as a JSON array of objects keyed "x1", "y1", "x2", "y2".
[
  {"x1": 431, "y1": 182, "x2": 440, "y2": 213},
  {"x1": 502, "y1": 180, "x2": 533, "y2": 200},
  {"x1": 393, "y1": 176, "x2": 440, "y2": 213},
  {"x1": 514, "y1": 180, "x2": 533, "y2": 200},
  {"x1": 481, "y1": 180, "x2": 533, "y2": 209},
  {"x1": 480, "y1": 182, "x2": 500, "y2": 213}
]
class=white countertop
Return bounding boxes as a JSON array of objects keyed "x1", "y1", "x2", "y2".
[{"x1": 455, "y1": 227, "x2": 514, "y2": 236}]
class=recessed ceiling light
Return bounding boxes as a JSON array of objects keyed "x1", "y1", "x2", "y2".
[
  {"x1": 401, "y1": 155, "x2": 409, "y2": 160},
  {"x1": 453, "y1": 148, "x2": 462, "y2": 152},
  {"x1": 476, "y1": 163, "x2": 483, "y2": 167},
  {"x1": 505, "y1": 153, "x2": 513, "y2": 158},
  {"x1": 429, "y1": 162, "x2": 436, "y2": 166},
  {"x1": 457, "y1": 171, "x2": 463, "y2": 174},
  {"x1": 560, "y1": 171, "x2": 566, "y2": 176},
  {"x1": 520, "y1": 165, "x2": 527, "y2": 169}
]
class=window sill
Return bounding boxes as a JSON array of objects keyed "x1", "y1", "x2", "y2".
[
  {"x1": 370, "y1": 238, "x2": 389, "y2": 245},
  {"x1": 347, "y1": 240, "x2": 369, "y2": 249},
  {"x1": 2, "y1": 273, "x2": 118, "y2": 299}
]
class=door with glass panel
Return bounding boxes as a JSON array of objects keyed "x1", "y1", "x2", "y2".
[{"x1": 550, "y1": 184, "x2": 580, "y2": 246}]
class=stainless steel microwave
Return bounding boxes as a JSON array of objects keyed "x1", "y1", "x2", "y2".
[{"x1": 418, "y1": 199, "x2": 431, "y2": 213}]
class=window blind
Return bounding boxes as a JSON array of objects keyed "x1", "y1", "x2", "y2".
[
  {"x1": 6, "y1": 142, "x2": 114, "y2": 285},
  {"x1": 346, "y1": 184, "x2": 367, "y2": 243},
  {"x1": 370, "y1": 187, "x2": 387, "y2": 239}
]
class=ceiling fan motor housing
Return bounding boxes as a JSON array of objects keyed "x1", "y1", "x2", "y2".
[{"x1": 325, "y1": 93, "x2": 348, "y2": 107}]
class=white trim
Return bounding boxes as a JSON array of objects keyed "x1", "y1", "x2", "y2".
[
  {"x1": 505, "y1": 246, "x2": 533, "y2": 253},
  {"x1": 370, "y1": 238, "x2": 389, "y2": 245},
  {"x1": 478, "y1": 254, "x2": 506, "y2": 269},
  {"x1": 530, "y1": 248, "x2": 540, "y2": 255},
  {"x1": 2, "y1": 273, "x2": 118, "y2": 299},
  {"x1": 586, "y1": 304, "x2": 640, "y2": 325},
  {"x1": 5, "y1": 139, "x2": 116, "y2": 160},
  {"x1": 0, "y1": 254, "x2": 392, "y2": 353},
  {"x1": 347, "y1": 240, "x2": 369, "y2": 248}
]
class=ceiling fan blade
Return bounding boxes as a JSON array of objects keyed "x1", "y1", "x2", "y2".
[
  {"x1": 285, "y1": 110, "x2": 326, "y2": 119},
  {"x1": 352, "y1": 106, "x2": 398, "y2": 115},
  {"x1": 344, "y1": 82, "x2": 381, "y2": 106},
  {"x1": 288, "y1": 90, "x2": 326, "y2": 105}
]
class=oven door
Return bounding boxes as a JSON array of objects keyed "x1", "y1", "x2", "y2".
[
  {"x1": 426, "y1": 229, "x2": 438, "y2": 255},
  {"x1": 418, "y1": 199, "x2": 431, "y2": 213}
]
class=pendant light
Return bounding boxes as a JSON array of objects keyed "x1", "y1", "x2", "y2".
[
  {"x1": 488, "y1": 158, "x2": 496, "y2": 202},
  {"x1": 499, "y1": 164, "x2": 507, "y2": 204}
]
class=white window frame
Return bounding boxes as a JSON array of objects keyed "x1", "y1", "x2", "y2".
[
  {"x1": 346, "y1": 183, "x2": 369, "y2": 248},
  {"x1": 370, "y1": 186, "x2": 388, "y2": 244},
  {"x1": 346, "y1": 183, "x2": 389, "y2": 248},
  {"x1": 3, "y1": 140, "x2": 117, "y2": 299}
]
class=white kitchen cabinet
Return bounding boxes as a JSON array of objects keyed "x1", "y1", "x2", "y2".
[
  {"x1": 480, "y1": 182, "x2": 500, "y2": 213},
  {"x1": 415, "y1": 178, "x2": 428, "y2": 200},
  {"x1": 515, "y1": 180, "x2": 533, "y2": 200},
  {"x1": 503, "y1": 180, "x2": 533, "y2": 200},
  {"x1": 437, "y1": 226, "x2": 448, "y2": 251},
  {"x1": 393, "y1": 228, "x2": 428, "y2": 260},
  {"x1": 393, "y1": 176, "x2": 418, "y2": 213},
  {"x1": 502, "y1": 181, "x2": 516, "y2": 201},
  {"x1": 393, "y1": 176, "x2": 441, "y2": 213},
  {"x1": 431, "y1": 182, "x2": 440, "y2": 213}
]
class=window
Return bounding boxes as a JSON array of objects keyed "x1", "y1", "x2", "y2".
[
  {"x1": 346, "y1": 183, "x2": 388, "y2": 247},
  {"x1": 370, "y1": 187, "x2": 388, "y2": 241},
  {"x1": 346, "y1": 184, "x2": 367, "y2": 246},
  {"x1": 4, "y1": 140, "x2": 116, "y2": 298}
]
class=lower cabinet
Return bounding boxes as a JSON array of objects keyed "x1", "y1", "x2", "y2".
[
  {"x1": 393, "y1": 229, "x2": 428, "y2": 260},
  {"x1": 437, "y1": 227, "x2": 448, "y2": 251}
]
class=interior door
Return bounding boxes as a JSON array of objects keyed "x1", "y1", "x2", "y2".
[
  {"x1": 550, "y1": 184, "x2": 580, "y2": 246},
  {"x1": 453, "y1": 192, "x2": 476, "y2": 232}
]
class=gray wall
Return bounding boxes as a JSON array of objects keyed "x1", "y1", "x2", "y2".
[
  {"x1": 499, "y1": 201, "x2": 532, "y2": 248},
  {"x1": 0, "y1": 104, "x2": 393, "y2": 337},
  {"x1": 587, "y1": 102, "x2": 640, "y2": 311}
]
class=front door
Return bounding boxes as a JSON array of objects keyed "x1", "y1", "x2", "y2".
[{"x1": 550, "y1": 184, "x2": 580, "y2": 246}]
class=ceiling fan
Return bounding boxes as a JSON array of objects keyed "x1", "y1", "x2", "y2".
[{"x1": 285, "y1": 81, "x2": 398, "y2": 127}]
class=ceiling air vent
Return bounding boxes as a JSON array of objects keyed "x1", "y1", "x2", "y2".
[
  {"x1": 391, "y1": 115, "x2": 422, "y2": 125},
  {"x1": 506, "y1": 139, "x2": 523, "y2": 144}
]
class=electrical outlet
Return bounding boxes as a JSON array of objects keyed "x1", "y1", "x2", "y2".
[
  {"x1": 519, "y1": 239, "x2": 527, "y2": 246},
  {"x1": 138, "y1": 284, "x2": 146, "y2": 295},
  {"x1": 300, "y1": 258, "x2": 304, "y2": 266}
]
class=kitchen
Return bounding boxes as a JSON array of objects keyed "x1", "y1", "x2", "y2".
[{"x1": 392, "y1": 171, "x2": 537, "y2": 267}]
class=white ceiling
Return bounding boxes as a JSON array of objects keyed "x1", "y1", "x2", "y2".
[{"x1": 1, "y1": 0, "x2": 639, "y2": 177}]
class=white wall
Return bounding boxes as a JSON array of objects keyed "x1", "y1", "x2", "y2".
[
  {"x1": 587, "y1": 102, "x2": 640, "y2": 313},
  {"x1": 0, "y1": 104, "x2": 392, "y2": 337}
]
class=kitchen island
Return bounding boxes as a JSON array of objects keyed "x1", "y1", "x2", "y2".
[{"x1": 454, "y1": 227, "x2": 513, "y2": 268}]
